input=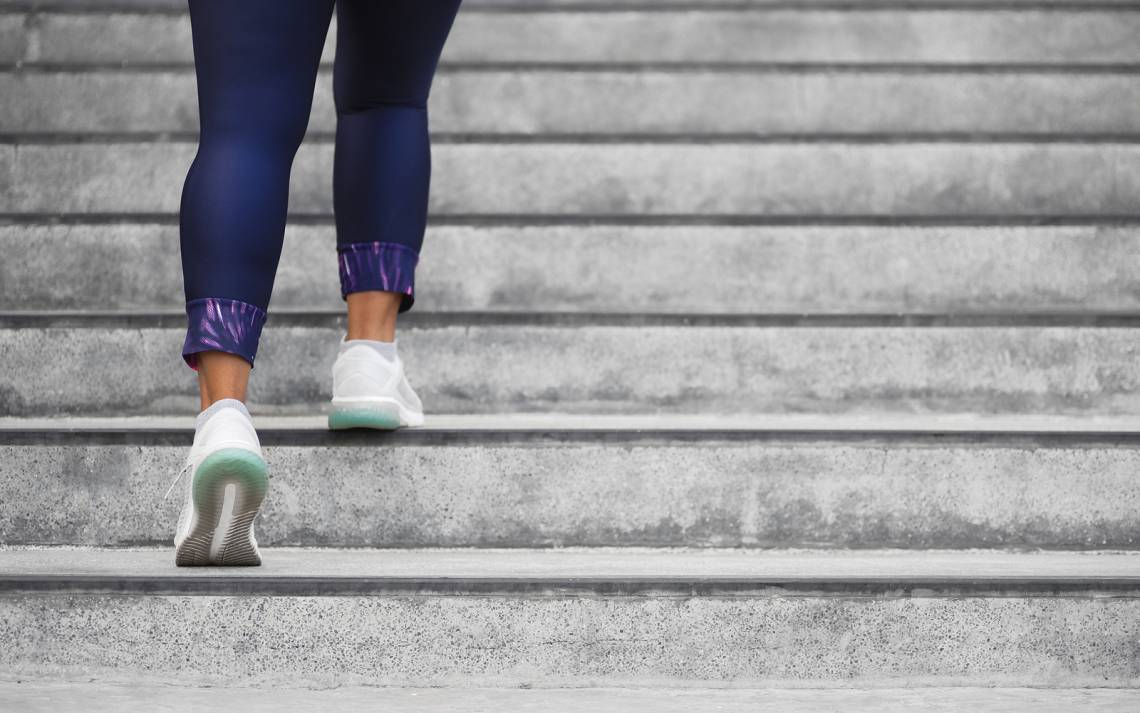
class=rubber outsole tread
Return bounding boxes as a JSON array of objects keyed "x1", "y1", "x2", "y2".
[
  {"x1": 328, "y1": 403, "x2": 406, "y2": 431},
  {"x1": 175, "y1": 448, "x2": 267, "y2": 567}
]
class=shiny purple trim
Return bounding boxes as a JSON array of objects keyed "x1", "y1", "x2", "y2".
[
  {"x1": 338, "y1": 241, "x2": 419, "y2": 311},
  {"x1": 181, "y1": 297, "x2": 268, "y2": 371}
]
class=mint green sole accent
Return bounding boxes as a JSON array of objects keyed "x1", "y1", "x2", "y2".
[
  {"x1": 328, "y1": 406, "x2": 403, "y2": 431},
  {"x1": 176, "y1": 448, "x2": 268, "y2": 568}
]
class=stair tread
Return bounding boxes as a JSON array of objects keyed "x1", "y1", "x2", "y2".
[
  {"x1": 1, "y1": 681, "x2": 1137, "y2": 713},
  {"x1": 5, "y1": 412, "x2": 1140, "y2": 433},
  {"x1": 4, "y1": 547, "x2": 1139, "y2": 582}
]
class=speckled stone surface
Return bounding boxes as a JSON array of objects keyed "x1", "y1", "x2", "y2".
[
  {"x1": 2, "y1": 682, "x2": 1139, "y2": 712},
  {"x1": 9, "y1": 142, "x2": 1140, "y2": 216},
  {"x1": 6, "y1": 324, "x2": 1140, "y2": 417},
  {"x1": 7, "y1": 10, "x2": 1140, "y2": 65},
  {"x1": 4, "y1": 432, "x2": 1140, "y2": 548},
  {"x1": 2, "y1": 591, "x2": 1138, "y2": 687},
  {"x1": 0, "y1": 16, "x2": 22, "y2": 64},
  {"x1": 1, "y1": 0, "x2": 1134, "y2": 8},
  {"x1": 9, "y1": 72, "x2": 1140, "y2": 137},
  {"x1": 8, "y1": 224, "x2": 1140, "y2": 315},
  {"x1": 5, "y1": 547, "x2": 1139, "y2": 581},
  {"x1": 7, "y1": 0, "x2": 1140, "y2": 697}
]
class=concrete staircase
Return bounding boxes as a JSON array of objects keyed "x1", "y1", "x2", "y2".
[{"x1": 2, "y1": 0, "x2": 1140, "y2": 708}]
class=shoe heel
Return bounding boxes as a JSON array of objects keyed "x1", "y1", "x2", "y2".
[{"x1": 175, "y1": 448, "x2": 268, "y2": 567}]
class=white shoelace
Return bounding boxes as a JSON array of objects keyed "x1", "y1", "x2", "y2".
[{"x1": 164, "y1": 458, "x2": 194, "y2": 500}]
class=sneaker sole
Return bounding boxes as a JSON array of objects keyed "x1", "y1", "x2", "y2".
[
  {"x1": 175, "y1": 448, "x2": 268, "y2": 567},
  {"x1": 328, "y1": 402, "x2": 417, "y2": 431}
]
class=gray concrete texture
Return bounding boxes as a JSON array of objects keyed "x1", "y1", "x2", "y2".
[
  {"x1": 7, "y1": 142, "x2": 1140, "y2": 216},
  {"x1": 12, "y1": 412, "x2": 1140, "y2": 432},
  {"x1": 4, "y1": 683, "x2": 1140, "y2": 713},
  {"x1": 10, "y1": 70, "x2": 1140, "y2": 136},
  {"x1": 6, "y1": 325, "x2": 1140, "y2": 416},
  {"x1": 6, "y1": 547, "x2": 1140, "y2": 583},
  {"x1": 7, "y1": 0, "x2": 1139, "y2": 9},
  {"x1": 4, "y1": 438, "x2": 1140, "y2": 548},
  {"x1": 7, "y1": 0, "x2": 1140, "y2": 7},
  {"x1": 13, "y1": 545, "x2": 1140, "y2": 579},
  {"x1": 2, "y1": 592, "x2": 1139, "y2": 687},
  {"x1": 7, "y1": 223, "x2": 1140, "y2": 313},
  {"x1": 6, "y1": 11, "x2": 1140, "y2": 66},
  {"x1": 0, "y1": 15, "x2": 20, "y2": 64}
]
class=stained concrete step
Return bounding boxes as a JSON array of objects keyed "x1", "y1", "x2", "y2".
[
  {"x1": 3, "y1": 683, "x2": 1139, "y2": 713},
  {"x1": 5, "y1": 10, "x2": 1140, "y2": 67},
  {"x1": 6, "y1": 314, "x2": 1140, "y2": 417},
  {"x1": 6, "y1": 222, "x2": 1140, "y2": 313},
  {"x1": 9, "y1": 0, "x2": 1140, "y2": 9},
  {"x1": 6, "y1": 141, "x2": 1140, "y2": 217},
  {"x1": 9, "y1": 0, "x2": 1140, "y2": 8},
  {"x1": 9, "y1": 70, "x2": 1140, "y2": 136},
  {"x1": 2, "y1": 547, "x2": 1138, "y2": 687},
  {"x1": 4, "y1": 414, "x2": 1140, "y2": 549}
]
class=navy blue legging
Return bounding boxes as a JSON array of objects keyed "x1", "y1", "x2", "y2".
[{"x1": 179, "y1": 0, "x2": 462, "y2": 369}]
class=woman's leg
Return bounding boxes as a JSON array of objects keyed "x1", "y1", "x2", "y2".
[
  {"x1": 327, "y1": 0, "x2": 462, "y2": 431},
  {"x1": 333, "y1": 0, "x2": 463, "y2": 333},
  {"x1": 180, "y1": 0, "x2": 335, "y2": 407},
  {"x1": 175, "y1": 1, "x2": 336, "y2": 566}
]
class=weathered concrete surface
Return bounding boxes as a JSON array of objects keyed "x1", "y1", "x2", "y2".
[
  {"x1": 7, "y1": 223, "x2": 1140, "y2": 313},
  {"x1": 7, "y1": 142, "x2": 1140, "y2": 216},
  {"x1": 12, "y1": 411, "x2": 1140, "y2": 432},
  {"x1": 5, "y1": 323, "x2": 1140, "y2": 416},
  {"x1": 10, "y1": 71, "x2": 1140, "y2": 136},
  {"x1": 8, "y1": 11, "x2": 1140, "y2": 66},
  {"x1": 7, "y1": 0, "x2": 1140, "y2": 8},
  {"x1": 5, "y1": 430, "x2": 1140, "y2": 548},
  {"x1": 0, "y1": 15, "x2": 22, "y2": 64},
  {"x1": 3, "y1": 683, "x2": 1140, "y2": 713},
  {"x1": 5, "y1": 0, "x2": 1138, "y2": 8},
  {"x1": 4, "y1": 547, "x2": 1140, "y2": 582},
  {"x1": 2, "y1": 589, "x2": 1138, "y2": 686}
]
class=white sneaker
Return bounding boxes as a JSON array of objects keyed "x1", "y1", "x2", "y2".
[
  {"x1": 328, "y1": 338, "x2": 425, "y2": 430},
  {"x1": 170, "y1": 399, "x2": 268, "y2": 566}
]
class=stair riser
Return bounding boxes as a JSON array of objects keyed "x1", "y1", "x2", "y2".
[
  {"x1": 6, "y1": 224, "x2": 1140, "y2": 313},
  {"x1": 2, "y1": 594, "x2": 1137, "y2": 687},
  {"x1": 6, "y1": 143, "x2": 1140, "y2": 216},
  {"x1": 4, "y1": 0, "x2": 1137, "y2": 9},
  {"x1": 4, "y1": 325, "x2": 1140, "y2": 416},
  {"x1": 4, "y1": 439, "x2": 1140, "y2": 548},
  {"x1": 8, "y1": 72, "x2": 1140, "y2": 135},
  {"x1": 2, "y1": 0, "x2": 1135, "y2": 9},
  {"x1": 6, "y1": 12, "x2": 1140, "y2": 66}
]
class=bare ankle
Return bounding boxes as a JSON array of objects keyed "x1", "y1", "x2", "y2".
[
  {"x1": 195, "y1": 351, "x2": 252, "y2": 410},
  {"x1": 346, "y1": 291, "x2": 402, "y2": 341}
]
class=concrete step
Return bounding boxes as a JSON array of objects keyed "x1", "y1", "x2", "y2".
[
  {"x1": 6, "y1": 141, "x2": 1140, "y2": 217},
  {"x1": 4, "y1": 414, "x2": 1140, "y2": 549},
  {"x1": 2, "y1": 547, "x2": 1138, "y2": 687},
  {"x1": 9, "y1": 0, "x2": 1140, "y2": 8},
  {"x1": 6, "y1": 222, "x2": 1140, "y2": 313},
  {"x1": 3, "y1": 683, "x2": 1139, "y2": 713},
  {"x1": 9, "y1": 0, "x2": 1140, "y2": 9},
  {"x1": 8, "y1": 70, "x2": 1140, "y2": 136},
  {"x1": 5, "y1": 314, "x2": 1140, "y2": 417},
  {"x1": 4, "y1": 10, "x2": 1140, "y2": 67}
]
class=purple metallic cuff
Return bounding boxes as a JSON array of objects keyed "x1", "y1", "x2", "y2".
[
  {"x1": 181, "y1": 297, "x2": 268, "y2": 371},
  {"x1": 338, "y1": 241, "x2": 418, "y2": 311}
]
